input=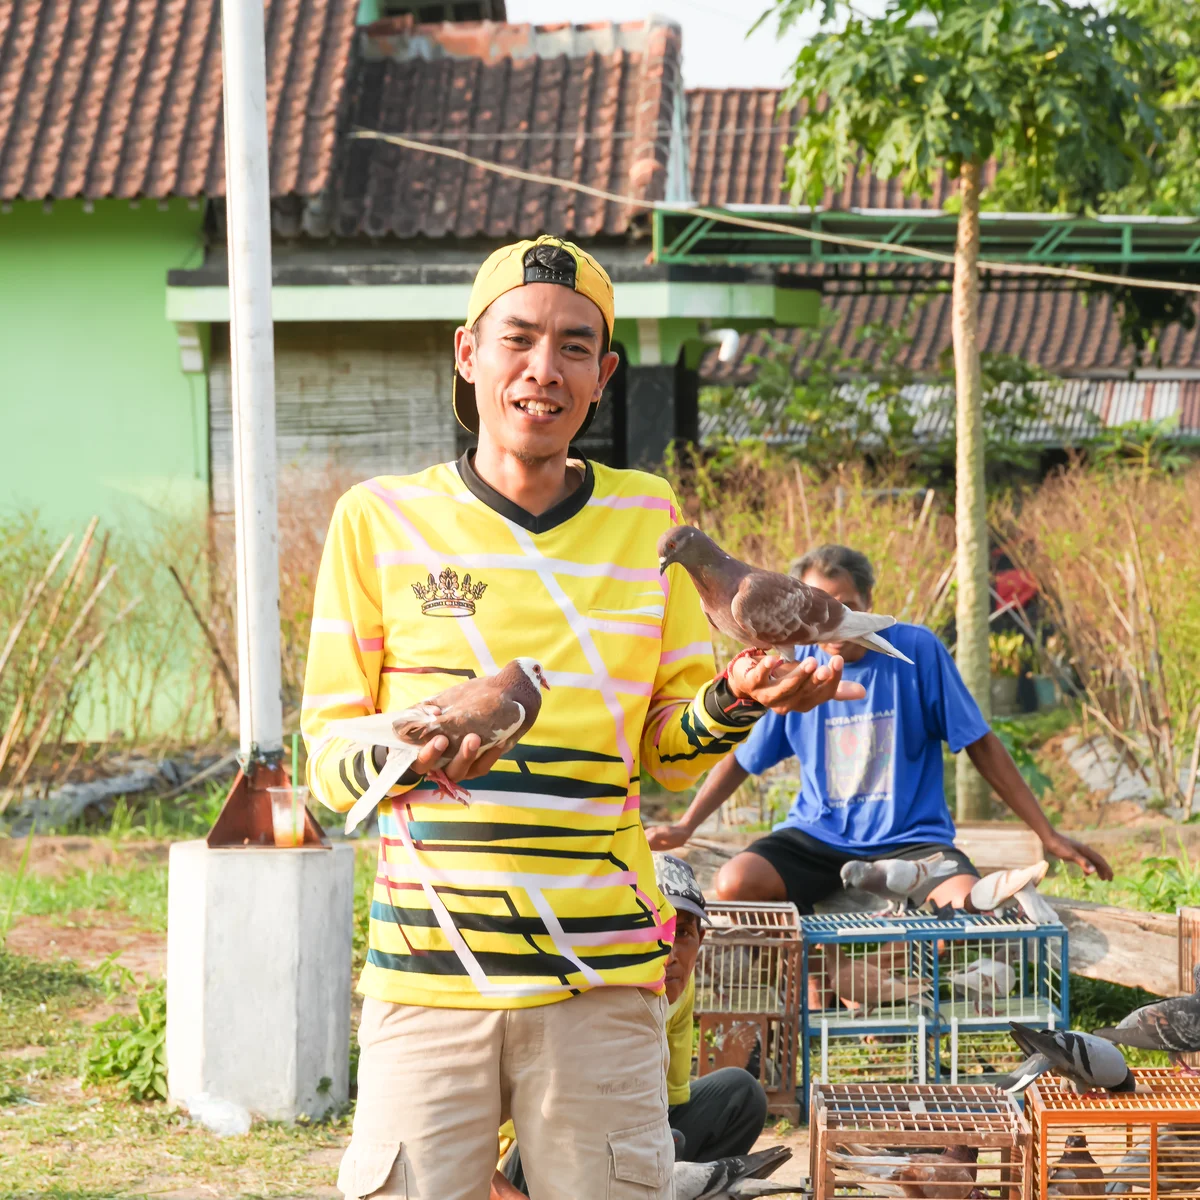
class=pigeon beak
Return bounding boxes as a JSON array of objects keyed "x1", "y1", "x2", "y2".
[
  {"x1": 540, "y1": 676, "x2": 551, "y2": 691},
  {"x1": 658, "y1": 557, "x2": 668, "y2": 575}
]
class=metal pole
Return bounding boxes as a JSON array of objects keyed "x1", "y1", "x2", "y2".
[{"x1": 221, "y1": 0, "x2": 283, "y2": 760}]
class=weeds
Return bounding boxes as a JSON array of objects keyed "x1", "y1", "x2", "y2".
[{"x1": 83, "y1": 964, "x2": 167, "y2": 1102}]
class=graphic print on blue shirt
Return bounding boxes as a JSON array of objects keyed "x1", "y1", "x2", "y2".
[
  {"x1": 734, "y1": 624, "x2": 990, "y2": 852},
  {"x1": 824, "y1": 710, "x2": 895, "y2": 808}
]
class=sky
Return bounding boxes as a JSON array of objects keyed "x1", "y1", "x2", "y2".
[{"x1": 504, "y1": 1, "x2": 822, "y2": 90}]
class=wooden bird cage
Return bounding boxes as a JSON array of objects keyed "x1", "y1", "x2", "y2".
[
  {"x1": 800, "y1": 912, "x2": 1068, "y2": 1114},
  {"x1": 1178, "y1": 907, "x2": 1200, "y2": 1071},
  {"x1": 694, "y1": 900, "x2": 802, "y2": 1121},
  {"x1": 810, "y1": 1082, "x2": 1030, "y2": 1200},
  {"x1": 1027, "y1": 1070, "x2": 1200, "y2": 1200}
]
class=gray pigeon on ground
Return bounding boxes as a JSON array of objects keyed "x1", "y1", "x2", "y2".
[
  {"x1": 1094, "y1": 962, "x2": 1200, "y2": 1070},
  {"x1": 657, "y1": 526, "x2": 913, "y2": 663},
  {"x1": 993, "y1": 1022, "x2": 1137, "y2": 1095},
  {"x1": 841, "y1": 853, "x2": 959, "y2": 913},
  {"x1": 309, "y1": 658, "x2": 549, "y2": 832},
  {"x1": 672, "y1": 1145, "x2": 796, "y2": 1199}
]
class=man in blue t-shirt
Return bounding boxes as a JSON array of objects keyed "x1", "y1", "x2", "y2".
[{"x1": 647, "y1": 544, "x2": 1112, "y2": 913}]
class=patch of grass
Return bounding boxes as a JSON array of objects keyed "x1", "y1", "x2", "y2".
[
  {"x1": 1045, "y1": 835, "x2": 1200, "y2": 913},
  {"x1": 83, "y1": 966, "x2": 166, "y2": 1102},
  {"x1": 0, "y1": 860, "x2": 168, "y2": 932}
]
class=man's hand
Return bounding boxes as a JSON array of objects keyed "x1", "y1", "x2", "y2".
[
  {"x1": 490, "y1": 1170, "x2": 525, "y2": 1200},
  {"x1": 1043, "y1": 831, "x2": 1114, "y2": 881},
  {"x1": 646, "y1": 821, "x2": 694, "y2": 851},
  {"x1": 727, "y1": 651, "x2": 865, "y2": 715},
  {"x1": 401, "y1": 708, "x2": 508, "y2": 785}
]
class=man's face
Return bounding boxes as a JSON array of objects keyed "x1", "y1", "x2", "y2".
[
  {"x1": 454, "y1": 284, "x2": 620, "y2": 464},
  {"x1": 665, "y1": 910, "x2": 704, "y2": 1005},
  {"x1": 802, "y1": 570, "x2": 872, "y2": 663}
]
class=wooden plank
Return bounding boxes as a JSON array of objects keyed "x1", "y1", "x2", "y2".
[
  {"x1": 954, "y1": 823, "x2": 1044, "y2": 874},
  {"x1": 1047, "y1": 897, "x2": 1178, "y2": 996}
]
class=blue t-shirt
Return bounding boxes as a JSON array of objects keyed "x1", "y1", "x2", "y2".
[{"x1": 733, "y1": 624, "x2": 990, "y2": 852}]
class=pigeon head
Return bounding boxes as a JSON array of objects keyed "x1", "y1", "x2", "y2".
[
  {"x1": 658, "y1": 525, "x2": 719, "y2": 576},
  {"x1": 513, "y1": 657, "x2": 551, "y2": 692},
  {"x1": 840, "y1": 860, "x2": 874, "y2": 889}
]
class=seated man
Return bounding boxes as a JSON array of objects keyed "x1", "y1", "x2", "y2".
[
  {"x1": 490, "y1": 855, "x2": 768, "y2": 1199},
  {"x1": 648, "y1": 544, "x2": 1112, "y2": 913}
]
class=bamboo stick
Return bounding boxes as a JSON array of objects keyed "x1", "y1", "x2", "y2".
[{"x1": 0, "y1": 534, "x2": 72, "y2": 684}]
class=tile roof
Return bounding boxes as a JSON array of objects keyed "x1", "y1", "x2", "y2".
[
  {"x1": 701, "y1": 289, "x2": 1200, "y2": 382},
  {"x1": 0, "y1": 0, "x2": 357, "y2": 202},
  {"x1": 686, "y1": 87, "x2": 993, "y2": 209},
  {"x1": 314, "y1": 17, "x2": 684, "y2": 239}
]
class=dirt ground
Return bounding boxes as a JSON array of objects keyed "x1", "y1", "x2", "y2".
[{"x1": 6, "y1": 909, "x2": 165, "y2": 980}]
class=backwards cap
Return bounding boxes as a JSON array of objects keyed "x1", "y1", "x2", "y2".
[{"x1": 453, "y1": 236, "x2": 616, "y2": 437}]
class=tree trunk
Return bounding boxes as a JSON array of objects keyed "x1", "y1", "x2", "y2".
[{"x1": 951, "y1": 159, "x2": 993, "y2": 822}]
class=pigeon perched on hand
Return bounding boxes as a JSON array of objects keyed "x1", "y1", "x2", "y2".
[
  {"x1": 969, "y1": 861, "x2": 1058, "y2": 924},
  {"x1": 1094, "y1": 962, "x2": 1200, "y2": 1071},
  {"x1": 828, "y1": 1144, "x2": 978, "y2": 1199},
  {"x1": 312, "y1": 658, "x2": 549, "y2": 833},
  {"x1": 657, "y1": 526, "x2": 913, "y2": 663},
  {"x1": 841, "y1": 853, "x2": 959, "y2": 913},
  {"x1": 993, "y1": 1022, "x2": 1137, "y2": 1095},
  {"x1": 672, "y1": 1144, "x2": 795, "y2": 1199}
]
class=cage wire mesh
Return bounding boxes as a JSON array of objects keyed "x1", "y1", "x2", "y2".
[
  {"x1": 800, "y1": 912, "x2": 1068, "y2": 1114},
  {"x1": 811, "y1": 1082, "x2": 1030, "y2": 1200},
  {"x1": 1028, "y1": 1070, "x2": 1200, "y2": 1200},
  {"x1": 694, "y1": 900, "x2": 802, "y2": 1120}
]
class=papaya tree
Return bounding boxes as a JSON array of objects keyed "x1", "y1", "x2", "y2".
[{"x1": 759, "y1": 0, "x2": 1171, "y2": 818}]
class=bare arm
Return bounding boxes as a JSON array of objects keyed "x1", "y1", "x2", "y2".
[
  {"x1": 964, "y1": 731, "x2": 1113, "y2": 880},
  {"x1": 646, "y1": 754, "x2": 750, "y2": 851}
]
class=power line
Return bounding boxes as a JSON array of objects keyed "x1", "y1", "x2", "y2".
[{"x1": 348, "y1": 128, "x2": 1200, "y2": 296}]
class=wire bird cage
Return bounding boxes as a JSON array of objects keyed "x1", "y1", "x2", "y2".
[
  {"x1": 693, "y1": 900, "x2": 802, "y2": 1121},
  {"x1": 800, "y1": 912, "x2": 1069, "y2": 1116},
  {"x1": 810, "y1": 1082, "x2": 1031, "y2": 1200},
  {"x1": 1027, "y1": 1070, "x2": 1200, "y2": 1200}
]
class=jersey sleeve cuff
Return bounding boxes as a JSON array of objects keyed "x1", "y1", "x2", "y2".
[{"x1": 699, "y1": 677, "x2": 767, "y2": 730}]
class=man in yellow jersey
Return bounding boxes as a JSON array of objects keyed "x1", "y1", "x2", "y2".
[{"x1": 302, "y1": 236, "x2": 862, "y2": 1200}]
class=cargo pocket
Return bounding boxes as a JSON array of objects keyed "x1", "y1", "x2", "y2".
[
  {"x1": 336, "y1": 1140, "x2": 405, "y2": 1200},
  {"x1": 608, "y1": 1119, "x2": 672, "y2": 1198}
]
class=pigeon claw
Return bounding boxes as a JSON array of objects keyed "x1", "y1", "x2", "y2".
[{"x1": 426, "y1": 769, "x2": 472, "y2": 805}]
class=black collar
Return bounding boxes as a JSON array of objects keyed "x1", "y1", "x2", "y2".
[{"x1": 456, "y1": 449, "x2": 595, "y2": 534}]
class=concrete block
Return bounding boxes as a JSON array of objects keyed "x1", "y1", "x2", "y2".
[{"x1": 166, "y1": 840, "x2": 356, "y2": 1121}]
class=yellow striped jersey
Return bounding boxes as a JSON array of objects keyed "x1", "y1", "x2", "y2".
[{"x1": 302, "y1": 452, "x2": 760, "y2": 1009}]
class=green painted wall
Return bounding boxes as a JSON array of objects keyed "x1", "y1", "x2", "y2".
[{"x1": 0, "y1": 199, "x2": 207, "y2": 536}]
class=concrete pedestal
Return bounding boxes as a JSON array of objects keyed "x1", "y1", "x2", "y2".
[{"x1": 166, "y1": 840, "x2": 356, "y2": 1121}]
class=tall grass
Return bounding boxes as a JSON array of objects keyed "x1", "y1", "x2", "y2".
[{"x1": 997, "y1": 464, "x2": 1200, "y2": 810}]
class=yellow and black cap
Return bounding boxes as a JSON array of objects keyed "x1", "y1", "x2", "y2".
[{"x1": 453, "y1": 236, "x2": 615, "y2": 437}]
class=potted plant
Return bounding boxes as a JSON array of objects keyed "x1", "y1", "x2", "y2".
[{"x1": 989, "y1": 631, "x2": 1029, "y2": 716}]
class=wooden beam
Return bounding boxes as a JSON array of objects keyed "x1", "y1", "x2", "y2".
[{"x1": 1048, "y1": 896, "x2": 1178, "y2": 996}]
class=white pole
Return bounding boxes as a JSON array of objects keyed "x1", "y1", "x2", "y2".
[{"x1": 221, "y1": 0, "x2": 283, "y2": 758}]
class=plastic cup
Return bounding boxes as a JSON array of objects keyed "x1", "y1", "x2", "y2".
[{"x1": 268, "y1": 785, "x2": 309, "y2": 848}]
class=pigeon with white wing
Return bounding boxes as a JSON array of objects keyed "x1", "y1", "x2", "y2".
[
  {"x1": 310, "y1": 658, "x2": 549, "y2": 833},
  {"x1": 968, "y1": 861, "x2": 1058, "y2": 924},
  {"x1": 657, "y1": 526, "x2": 913, "y2": 664}
]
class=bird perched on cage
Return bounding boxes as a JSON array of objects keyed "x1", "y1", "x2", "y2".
[
  {"x1": 841, "y1": 853, "x2": 958, "y2": 914},
  {"x1": 1048, "y1": 1136, "x2": 1105, "y2": 1197},
  {"x1": 672, "y1": 1144, "x2": 796, "y2": 1199},
  {"x1": 314, "y1": 658, "x2": 550, "y2": 832},
  {"x1": 828, "y1": 1143, "x2": 979, "y2": 1199},
  {"x1": 993, "y1": 1023, "x2": 1138, "y2": 1095},
  {"x1": 1093, "y1": 962, "x2": 1200, "y2": 1072},
  {"x1": 821, "y1": 948, "x2": 934, "y2": 1016},
  {"x1": 656, "y1": 525, "x2": 913, "y2": 663},
  {"x1": 949, "y1": 958, "x2": 1017, "y2": 1017},
  {"x1": 967, "y1": 861, "x2": 1058, "y2": 925}
]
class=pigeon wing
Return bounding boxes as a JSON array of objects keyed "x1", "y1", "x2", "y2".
[{"x1": 730, "y1": 570, "x2": 843, "y2": 646}]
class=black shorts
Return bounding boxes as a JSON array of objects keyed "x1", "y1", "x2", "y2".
[{"x1": 745, "y1": 826, "x2": 979, "y2": 914}]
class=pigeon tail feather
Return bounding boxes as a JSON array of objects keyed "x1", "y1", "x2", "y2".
[
  {"x1": 849, "y1": 629, "x2": 915, "y2": 664},
  {"x1": 344, "y1": 743, "x2": 421, "y2": 833},
  {"x1": 992, "y1": 1052, "x2": 1052, "y2": 1093},
  {"x1": 1015, "y1": 884, "x2": 1059, "y2": 926}
]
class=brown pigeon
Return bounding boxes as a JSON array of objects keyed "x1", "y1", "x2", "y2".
[
  {"x1": 311, "y1": 658, "x2": 550, "y2": 833},
  {"x1": 1094, "y1": 963, "x2": 1200, "y2": 1071},
  {"x1": 828, "y1": 1144, "x2": 978, "y2": 1199},
  {"x1": 657, "y1": 525, "x2": 913, "y2": 663},
  {"x1": 1048, "y1": 1136, "x2": 1104, "y2": 1197}
]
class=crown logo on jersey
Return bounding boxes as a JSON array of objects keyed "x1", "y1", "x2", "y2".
[{"x1": 412, "y1": 568, "x2": 488, "y2": 617}]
